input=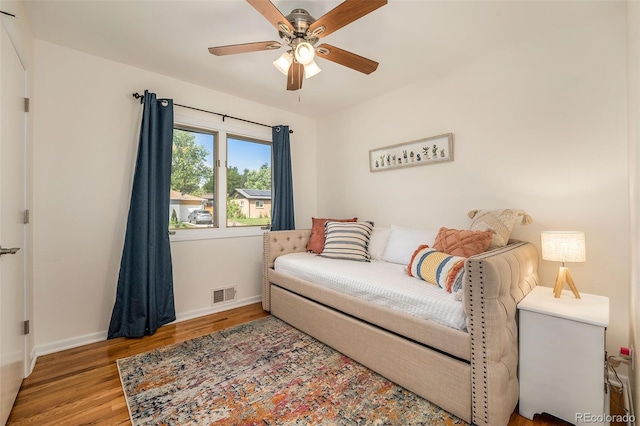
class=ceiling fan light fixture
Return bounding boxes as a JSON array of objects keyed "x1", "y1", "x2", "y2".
[
  {"x1": 294, "y1": 41, "x2": 315, "y2": 65},
  {"x1": 273, "y1": 51, "x2": 293, "y2": 75},
  {"x1": 303, "y1": 60, "x2": 321, "y2": 78}
]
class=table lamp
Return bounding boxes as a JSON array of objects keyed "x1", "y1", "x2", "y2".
[{"x1": 540, "y1": 231, "x2": 586, "y2": 299}]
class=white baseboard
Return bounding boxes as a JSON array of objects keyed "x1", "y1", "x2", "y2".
[
  {"x1": 174, "y1": 295, "x2": 262, "y2": 323},
  {"x1": 36, "y1": 330, "x2": 110, "y2": 357},
  {"x1": 34, "y1": 296, "x2": 263, "y2": 357}
]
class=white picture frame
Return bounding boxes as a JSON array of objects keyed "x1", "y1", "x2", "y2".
[{"x1": 369, "y1": 133, "x2": 454, "y2": 172}]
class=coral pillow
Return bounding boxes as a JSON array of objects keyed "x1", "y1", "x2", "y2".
[
  {"x1": 307, "y1": 217, "x2": 357, "y2": 254},
  {"x1": 408, "y1": 245, "x2": 466, "y2": 293},
  {"x1": 432, "y1": 227, "x2": 492, "y2": 257}
]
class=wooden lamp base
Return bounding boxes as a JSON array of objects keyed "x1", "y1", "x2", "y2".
[{"x1": 553, "y1": 266, "x2": 581, "y2": 299}]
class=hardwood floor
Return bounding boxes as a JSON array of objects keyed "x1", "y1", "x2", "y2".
[{"x1": 5, "y1": 303, "x2": 606, "y2": 425}]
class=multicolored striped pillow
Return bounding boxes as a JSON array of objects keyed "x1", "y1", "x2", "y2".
[
  {"x1": 319, "y1": 221, "x2": 374, "y2": 262},
  {"x1": 408, "y1": 245, "x2": 466, "y2": 293}
]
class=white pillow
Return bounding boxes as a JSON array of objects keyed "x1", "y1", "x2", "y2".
[
  {"x1": 368, "y1": 227, "x2": 391, "y2": 260},
  {"x1": 381, "y1": 225, "x2": 438, "y2": 265}
]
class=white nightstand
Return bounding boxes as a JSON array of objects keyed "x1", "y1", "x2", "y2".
[{"x1": 518, "y1": 286, "x2": 610, "y2": 425}]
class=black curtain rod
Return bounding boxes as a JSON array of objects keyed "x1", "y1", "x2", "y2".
[
  {"x1": 0, "y1": 10, "x2": 17, "y2": 17},
  {"x1": 132, "y1": 93, "x2": 293, "y2": 134}
]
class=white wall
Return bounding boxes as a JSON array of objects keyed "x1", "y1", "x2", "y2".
[
  {"x1": 317, "y1": 1, "x2": 629, "y2": 355},
  {"x1": 32, "y1": 40, "x2": 317, "y2": 353},
  {"x1": 627, "y1": 0, "x2": 640, "y2": 413}
]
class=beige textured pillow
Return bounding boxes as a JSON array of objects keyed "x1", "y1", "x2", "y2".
[{"x1": 468, "y1": 209, "x2": 533, "y2": 248}]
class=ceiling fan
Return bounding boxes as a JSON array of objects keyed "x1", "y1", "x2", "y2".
[{"x1": 208, "y1": 0, "x2": 387, "y2": 91}]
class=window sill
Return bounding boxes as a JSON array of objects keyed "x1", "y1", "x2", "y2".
[{"x1": 169, "y1": 226, "x2": 268, "y2": 242}]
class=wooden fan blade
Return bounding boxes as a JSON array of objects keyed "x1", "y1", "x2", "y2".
[
  {"x1": 287, "y1": 62, "x2": 303, "y2": 91},
  {"x1": 246, "y1": 0, "x2": 294, "y2": 35},
  {"x1": 316, "y1": 43, "x2": 379, "y2": 74},
  {"x1": 208, "y1": 41, "x2": 281, "y2": 56},
  {"x1": 308, "y1": 0, "x2": 387, "y2": 39}
]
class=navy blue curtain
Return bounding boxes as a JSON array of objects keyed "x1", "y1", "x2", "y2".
[
  {"x1": 108, "y1": 90, "x2": 176, "y2": 339},
  {"x1": 271, "y1": 125, "x2": 295, "y2": 231}
]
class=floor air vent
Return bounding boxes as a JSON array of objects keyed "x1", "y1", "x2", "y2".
[{"x1": 211, "y1": 286, "x2": 237, "y2": 306}]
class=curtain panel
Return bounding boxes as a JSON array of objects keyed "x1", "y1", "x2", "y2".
[
  {"x1": 271, "y1": 125, "x2": 295, "y2": 231},
  {"x1": 108, "y1": 90, "x2": 176, "y2": 339}
]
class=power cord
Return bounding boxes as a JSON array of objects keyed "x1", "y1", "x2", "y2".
[{"x1": 607, "y1": 356, "x2": 633, "y2": 424}]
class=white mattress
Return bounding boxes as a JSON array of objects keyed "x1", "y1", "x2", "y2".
[{"x1": 274, "y1": 252, "x2": 467, "y2": 331}]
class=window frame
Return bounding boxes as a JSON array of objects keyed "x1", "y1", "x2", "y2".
[{"x1": 170, "y1": 110, "x2": 273, "y2": 242}]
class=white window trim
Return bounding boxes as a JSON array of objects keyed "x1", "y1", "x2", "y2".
[
  {"x1": 171, "y1": 109, "x2": 272, "y2": 242},
  {"x1": 170, "y1": 226, "x2": 267, "y2": 242}
]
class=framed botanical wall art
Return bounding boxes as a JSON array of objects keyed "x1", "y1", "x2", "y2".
[{"x1": 369, "y1": 133, "x2": 454, "y2": 172}]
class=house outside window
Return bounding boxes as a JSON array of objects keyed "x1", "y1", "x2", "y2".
[
  {"x1": 227, "y1": 137, "x2": 272, "y2": 227},
  {"x1": 229, "y1": 189, "x2": 272, "y2": 226}
]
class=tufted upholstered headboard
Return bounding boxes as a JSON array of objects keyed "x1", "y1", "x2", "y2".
[{"x1": 262, "y1": 229, "x2": 311, "y2": 311}]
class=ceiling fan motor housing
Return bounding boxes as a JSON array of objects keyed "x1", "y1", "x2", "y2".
[
  {"x1": 286, "y1": 9, "x2": 314, "y2": 35},
  {"x1": 280, "y1": 9, "x2": 320, "y2": 45}
]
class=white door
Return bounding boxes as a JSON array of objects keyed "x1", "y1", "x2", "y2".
[{"x1": 0, "y1": 20, "x2": 27, "y2": 424}]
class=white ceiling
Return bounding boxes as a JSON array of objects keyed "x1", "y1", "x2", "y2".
[{"x1": 20, "y1": 0, "x2": 578, "y2": 118}]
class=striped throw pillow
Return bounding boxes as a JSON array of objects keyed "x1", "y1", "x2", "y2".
[
  {"x1": 408, "y1": 245, "x2": 466, "y2": 292},
  {"x1": 319, "y1": 221, "x2": 374, "y2": 262}
]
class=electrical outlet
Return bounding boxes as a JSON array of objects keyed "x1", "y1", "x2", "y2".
[{"x1": 622, "y1": 345, "x2": 636, "y2": 370}]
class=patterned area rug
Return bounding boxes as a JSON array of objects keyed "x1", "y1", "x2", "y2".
[{"x1": 117, "y1": 316, "x2": 468, "y2": 425}]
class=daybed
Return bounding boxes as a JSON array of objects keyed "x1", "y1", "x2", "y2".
[{"x1": 262, "y1": 226, "x2": 539, "y2": 426}]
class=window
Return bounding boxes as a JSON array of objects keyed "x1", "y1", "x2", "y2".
[
  {"x1": 226, "y1": 137, "x2": 272, "y2": 227},
  {"x1": 169, "y1": 128, "x2": 216, "y2": 230},
  {"x1": 169, "y1": 125, "x2": 272, "y2": 234}
]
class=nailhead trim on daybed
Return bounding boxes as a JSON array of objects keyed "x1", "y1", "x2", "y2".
[
  {"x1": 468, "y1": 259, "x2": 489, "y2": 425},
  {"x1": 464, "y1": 241, "x2": 539, "y2": 426}
]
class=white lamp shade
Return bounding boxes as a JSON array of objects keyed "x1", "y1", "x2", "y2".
[
  {"x1": 294, "y1": 41, "x2": 315, "y2": 65},
  {"x1": 303, "y1": 60, "x2": 321, "y2": 78},
  {"x1": 540, "y1": 231, "x2": 586, "y2": 263},
  {"x1": 273, "y1": 52, "x2": 292, "y2": 75}
]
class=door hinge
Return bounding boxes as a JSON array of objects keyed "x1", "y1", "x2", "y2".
[
  {"x1": 24, "y1": 209, "x2": 29, "y2": 224},
  {"x1": 23, "y1": 320, "x2": 30, "y2": 335},
  {"x1": 24, "y1": 97, "x2": 30, "y2": 113}
]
